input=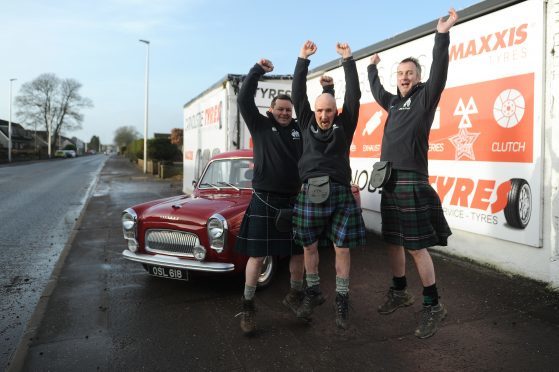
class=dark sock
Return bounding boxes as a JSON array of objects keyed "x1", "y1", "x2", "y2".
[
  {"x1": 422, "y1": 284, "x2": 439, "y2": 306},
  {"x1": 392, "y1": 276, "x2": 407, "y2": 291}
]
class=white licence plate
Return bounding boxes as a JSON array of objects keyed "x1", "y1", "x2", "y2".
[{"x1": 146, "y1": 265, "x2": 189, "y2": 281}]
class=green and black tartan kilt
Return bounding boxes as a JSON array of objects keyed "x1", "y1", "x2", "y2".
[
  {"x1": 293, "y1": 181, "x2": 366, "y2": 249},
  {"x1": 381, "y1": 169, "x2": 452, "y2": 249},
  {"x1": 234, "y1": 191, "x2": 303, "y2": 257}
]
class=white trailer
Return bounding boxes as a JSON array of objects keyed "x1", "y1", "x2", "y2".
[
  {"x1": 306, "y1": 0, "x2": 559, "y2": 288},
  {"x1": 182, "y1": 74, "x2": 292, "y2": 193}
]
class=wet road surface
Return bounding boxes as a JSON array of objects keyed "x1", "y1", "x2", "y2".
[
  {"x1": 7, "y1": 156, "x2": 559, "y2": 371},
  {"x1": 0, "y1": 155, "x2": 106, "y2": 370}
]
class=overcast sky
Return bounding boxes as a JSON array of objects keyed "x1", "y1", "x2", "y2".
[{"x1": 1, "y1": 0, "x2": 480, "y2": 145}]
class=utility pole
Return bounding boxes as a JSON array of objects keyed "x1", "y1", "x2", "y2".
[
  {"x1": 8, "y1": 78, "x2": 17, "y2": 162},
  {"x1": 139, "y1": 39, "x2": 150, "y2": 173}
]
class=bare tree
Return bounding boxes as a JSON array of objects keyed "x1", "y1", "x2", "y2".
[
  {"x1": 114, "y1": 125, "x2": 140, "y2": 149},
  {"x1": 15, "y1": 73, "x2": 93, "y2": 157}
]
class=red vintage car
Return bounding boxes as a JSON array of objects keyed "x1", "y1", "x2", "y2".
[{"x1": 122, "y1": 149, "x2": 362, "y2": 287}]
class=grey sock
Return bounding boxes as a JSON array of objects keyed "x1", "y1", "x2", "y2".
[
  {"x1": 336, "y1": 276, "x2": 350, "y2": 295},
  {"x1": 243, "y1": 285, "x2": 257, "y2": 300},
  {"x1": 290, "y1": 279, "x2": 304, "y2": 291},
  {"x1": 306, "y1": 273, "x2": 320, "y2": 288}
]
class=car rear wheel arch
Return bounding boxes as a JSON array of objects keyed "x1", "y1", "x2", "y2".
[{"x1": 256, "y1": 255, "x2": 277, "y2": 288}]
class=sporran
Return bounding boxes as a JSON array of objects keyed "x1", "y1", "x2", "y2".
[
  {"x1": 306, "y1": 175, "x2": 330, "y2": 204},
  {"x1": 369, "y1": 161, "x2": 392, "y2": 188},
  {"x1": 274, "y1": 208, "x2": 293, "y2": 233},
  {"x1": 254, "y1": 192, "x2": 294, "y2": 233}
]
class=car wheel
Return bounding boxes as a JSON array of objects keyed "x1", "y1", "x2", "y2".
[
  {"x1": 504, "y1": 178, "x2": 531, "y2": 229},
  {"x1": 257, "y1": 256, "x2": 277, "y2": 288}
]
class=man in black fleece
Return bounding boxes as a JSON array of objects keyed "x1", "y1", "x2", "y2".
[
  {"x1": 291, "y1": 41, "x2": 366, "y2": 330},
  {"x1": 235, "y1": 58, "x2": 334, "y2": 335},
  {"x1": 367, "y1": 8, "x2": 458, "y2": 339}
]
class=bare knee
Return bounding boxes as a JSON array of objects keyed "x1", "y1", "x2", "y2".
[
  {"x1": 248, "y1": 256, "x2": 266, "y2": 266},
  {"x1": 407, "y1": 248, "x2": 428, "y2": 259}
]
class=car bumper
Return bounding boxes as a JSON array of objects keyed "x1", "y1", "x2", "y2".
[{"x1": 122, "y1": 250, "x2": 235, "y2": 273}]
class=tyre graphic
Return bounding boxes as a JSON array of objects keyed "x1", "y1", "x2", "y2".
[
  {"x1": 493, "y1": 89, "x2": 525, "y2": 128},
  {"x1": 504, "y1": 178, "x2": 531, "y2": 229}
]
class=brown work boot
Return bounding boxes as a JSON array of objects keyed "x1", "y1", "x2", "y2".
[
  {"x1": 296, "y1": 285, "x2": 326, "y2": 321},
  {"x1": 238, "y1": 297, "x2": 256, "y2": 335},
  {"x1": 282, "y1": 288, "x2": 305, "y2": 316},
  {"x1": 378, "y1": 288, "x2": 415, "y2": 315},
  {"x1": 414, "y1": 303, "x2": 447, "y2": 339},
  {"x1": 334, "y1": 292, "x2": 350, "y2": 330}
]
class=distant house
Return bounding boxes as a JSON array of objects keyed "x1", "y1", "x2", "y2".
[
  {"x1": 33, "y1": 131, "x2": 81, "y2": 151},
  {"x1": 0, "y1": 119, "x2": 89, "y2": 162},
  {"x1": 71, "y1": 137, "x2": 86, "y2": 155},
  {"x1": 0, "y1": 119, "x2": 34, "y2": 152},
  {"x1": 58, "y1": 135, "x2": 74, "y2": 150},
  {"x1": 1, "y1": 123, "x2": 88, "y2": 159},
  {"x1": 33, "y1": 130, "x2": 53, "y2": 154}
]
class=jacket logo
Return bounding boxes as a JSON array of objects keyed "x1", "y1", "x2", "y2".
[
  {"x1": 399, "y1": 98, "x2": 412, "y2": 111},
  {"x1": 272, "y1": 127, "x2": 278, "y2": 132},
  {"x1": 291, "y1": 129, "x2": 301, "y2": 139}
]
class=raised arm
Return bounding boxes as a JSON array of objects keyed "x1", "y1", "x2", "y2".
[
  {"x1": 237, "y1": 59, "x2": 273, "y2": 131},
  {"x1": 337, "y1": 42, "x2": 361, "y2": 135},
  {"x1": 300, "y1": 40, "x2": 317, "y2": 59},
  {"x1": 336, "y1": 42, "x2": 352, "y2": 60},
  {"x1": 292, "y1": 40, "x2": 317, "y2": 129},
  {"x1": 367, "y1": 53, "x2": 395, "y2": 111},
  {"x1": 437, "y1": 7, "x2": 458, "y2": 33},
  {"x1": 320, "y1": 75, "x2": 335, "y2": 97},
  {"x1": 425, "y1": 8, "x2": 459, "y2": 107}
]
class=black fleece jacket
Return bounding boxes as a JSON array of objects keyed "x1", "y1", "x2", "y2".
[
  {"x1": 292, "y1": 57, "x2": 361, "y2": 186},
  {"x1": 368, "y1": 32, "x2": 450, "y2": 176},
  {"x1": 237, "y1": 63, "x2": 302, "y2": 195}
]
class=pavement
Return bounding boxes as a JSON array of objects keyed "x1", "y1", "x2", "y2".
[{"x1": 7, "y1": 156, "x2": 559, "y2": 371}]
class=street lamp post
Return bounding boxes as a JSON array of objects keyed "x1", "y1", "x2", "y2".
[
  {"x1": 34, "y1": 121, "x2": 37, "y2": 155},
  {"x1": 139, "y1": 39, "x2": 150, "y2": 174},
  {"x1": 8, "y1": 78, "x2": 17, "y2": 163}
]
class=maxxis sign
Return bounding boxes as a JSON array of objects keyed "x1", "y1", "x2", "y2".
[{"x1": 312, "y1": 1, "x2": 543, "y2": 247}]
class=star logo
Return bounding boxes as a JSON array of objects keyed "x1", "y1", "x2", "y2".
[{"x1": 448, "y1": 128, "x2": 480, "y2": 160}]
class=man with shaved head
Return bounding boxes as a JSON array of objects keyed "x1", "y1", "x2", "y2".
[{"x1": 291, "y1": 40, "x2": 366, "y2": 330}]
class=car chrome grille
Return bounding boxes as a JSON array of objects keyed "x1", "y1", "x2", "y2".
[{"x1": 145, "y1": 229, "x2": 199, "y2": 257}]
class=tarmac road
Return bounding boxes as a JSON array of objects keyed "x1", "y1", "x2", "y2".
[
  {"x1": 8, "y1": 156, "x2": 559, "y2": 371},
  {"x1": 0, "y1": 155, "x2": 106, "y2": 371}
]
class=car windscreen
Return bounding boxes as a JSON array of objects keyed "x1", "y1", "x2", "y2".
[{"x1": 198, "y1": 158, "x2": 254, "y2": 190}]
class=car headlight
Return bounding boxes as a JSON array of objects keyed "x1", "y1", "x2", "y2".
[
  {"x1": 122, "y1": 209, "x2": 138, "y2": 250},
  {"x1": 193, "y1": 245, "x2": 206, "y2": 261},
  {"x1": 127, "y1": 239, "x2": 138, "y2": 253},
  {"x1": 207, "y1": 214, "x2": 227, "y2": 253}
]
